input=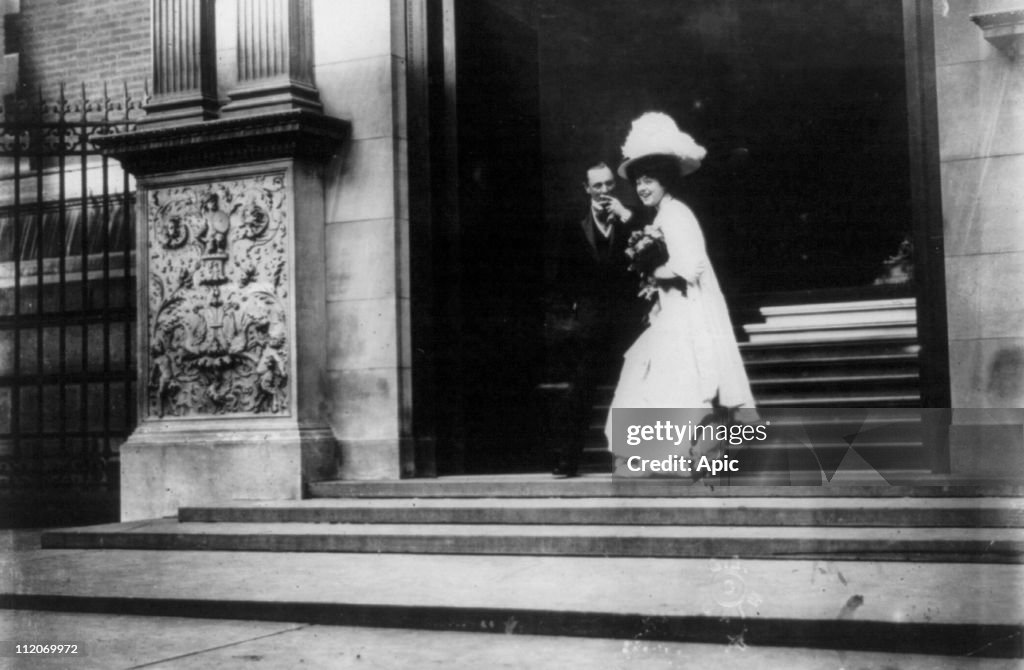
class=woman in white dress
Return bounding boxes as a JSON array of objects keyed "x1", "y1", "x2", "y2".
[{"x1": 605, "y1": 113, "x2": 754, "y2": 446}]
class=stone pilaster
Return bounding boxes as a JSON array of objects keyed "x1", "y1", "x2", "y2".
[
  {"x1": 936, "y1": 0, "x2": 1024, "y2": 480},
  {"x1": 221, "y1": 0, "x2": 322, "y2": 116},
  {"x1": 144, "y1": 0, "x2": 219, "y2": 127},
  {"x1": 314, "y1": 0, "x2": 423, "y2": 478}
]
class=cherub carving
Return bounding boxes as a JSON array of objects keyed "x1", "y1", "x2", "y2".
[
  {"x1": 149, "y1": 337, "x2": 179, "y2": 417},
  {"x1": 198, "y1": 192, "x2": 231, "y2": 256},
  {"x1": 239, "y1": 202, "x2": 270, "y2": 240},
  {"x1": 255, "y1": 332, "x2": 288, "y2": 413}
]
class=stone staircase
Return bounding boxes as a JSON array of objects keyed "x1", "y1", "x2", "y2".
[
  {"x1": 577, "y1": 296, "x2": 925, "y2": 473},
  {"x1": 7, "y1": 295, "x2": 1020, "y2": 659},
  {"x1": 41, "y1": 492, "x2": 1024, "y2": 564},
  {"x1": 10, "y1": 478, "x2": 1022, "y2": 660},
  {"x1": 740, "y1": 296, "x2": 921, "y2": 408}
]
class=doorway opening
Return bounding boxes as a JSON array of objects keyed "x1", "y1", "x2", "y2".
[{"x1": 426, "y1": 0, "x2": 943, "y2": 475}]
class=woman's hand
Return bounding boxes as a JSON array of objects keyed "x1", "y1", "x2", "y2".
[
  {"x1": 662, "y1": 257, "x2": 707, "y2": 284},
  {"x1": 651, "y1": 264, "x2": 676, "y2": 280}
]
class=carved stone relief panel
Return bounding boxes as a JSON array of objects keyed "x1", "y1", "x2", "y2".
[{"x1": 145, "y1": 173, "x2": 291, "y2": 418}]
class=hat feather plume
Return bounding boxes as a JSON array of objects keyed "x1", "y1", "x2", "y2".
[{"x1": 620, "y1": 112, "x2": 706, "y2": 172}]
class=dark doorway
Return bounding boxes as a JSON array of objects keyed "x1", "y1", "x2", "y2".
[
  {"x1": 535, "y1": 0, "x2": 912, "y2": 296},
  {"x1": 432, "y1": 0, "x2": 930, "y2": 475},
  {"x1": 438, "y1": 2, "x2": 546, "y2": 474}
]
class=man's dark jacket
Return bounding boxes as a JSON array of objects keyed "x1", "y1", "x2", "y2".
[{"x1": 545, "y1": 209, "x2": 644, "y2": 354}]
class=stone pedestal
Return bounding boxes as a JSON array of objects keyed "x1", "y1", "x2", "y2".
[{"x1": 97, "y1": 113, "x2": 349, "y2": 520}]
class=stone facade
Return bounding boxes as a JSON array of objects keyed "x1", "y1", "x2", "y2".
[
  {"x1": 936, "y1": 0, "x2": 1024, "y2": 408},
  {"x1": 312, "y1": 0, "x2": 415, "y2": 479},
  {"x1": 2, "y1": 0, "x2": 1021, "y2": 522},
  {"x1": 934, "y1": 0, "x2": 1024, "y2": 475}
]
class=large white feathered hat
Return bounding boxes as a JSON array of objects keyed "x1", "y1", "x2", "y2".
[{"x1": 618, "y1": 112, "x2": 707, "y2": 179}]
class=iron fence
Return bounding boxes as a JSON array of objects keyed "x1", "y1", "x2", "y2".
[{"x1": 0, "y1": 83, "x2": 146, "y2": 523}]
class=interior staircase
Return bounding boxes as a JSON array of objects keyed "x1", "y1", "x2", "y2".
[
  {"x1": 10, "y1": 478, "x2": 1022, "y2": 660},
  {"x1": 580, "y1": 294, "x2": 926, "y2": 474},
  {"x1": 740, "y1": 296, "x2": 921, "y2": 408}
]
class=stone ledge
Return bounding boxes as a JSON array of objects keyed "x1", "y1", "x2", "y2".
[
  {"x1": 971, "y1": 8, "x2": 1024, "y2": 59},
  {"x1": 94, "y1": 111, "x2": 350, "y2": 176}
]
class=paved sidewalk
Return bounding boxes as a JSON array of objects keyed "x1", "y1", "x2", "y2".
[{"x1": 1, "y1": 610, "x2": 1020, "y2": 669}]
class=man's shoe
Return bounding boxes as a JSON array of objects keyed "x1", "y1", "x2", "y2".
[{"x1": 552, "y1": 463, "x2": 578, "y2": 478}]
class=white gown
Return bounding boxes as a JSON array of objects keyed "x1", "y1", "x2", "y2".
[{"x1": 604, "y1": 197, "x2": 754, "y2": 444}]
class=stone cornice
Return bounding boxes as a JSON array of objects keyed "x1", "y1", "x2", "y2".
[
  {"x1": 970, "y1": 8, "x2": 1024, "y2": 60},
  {"x1": 93, "y1": 111, "x2": 350, "y2": 176},
  {"x1": 971, "y1": 8, "x2": 1024, "y2": 29}
]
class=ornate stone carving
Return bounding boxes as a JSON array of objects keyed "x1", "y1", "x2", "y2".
[{"x1": 146, "y1": 174, "x2": 290, "y2": 418}]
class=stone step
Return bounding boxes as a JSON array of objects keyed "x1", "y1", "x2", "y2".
[
  {"x1": 741, "y1": 298, "x2": 918, "y2": 345},
  {"x1": 594, "y1": 390, "x2": 922, "y2": 408},
  {"x1": 40, "y1": 518, "x2": 1024, "y2": 563},
  {"x1": 743, "y1": 350, "x2": 920, "y2": 368},
  {"x1": 740, "y1": 339, "x2": 920, "y2": 363},
  {"x1": 4, "y1": 543, "x2": 1022, "y2": 659},
  {"x1": 738, "y1": 338, "x2": 921, "y2": 407},
  {"x1": 744, "y1": 358, "x2": 919, "y2": 376},
  {"x1": 744, "y1": 324, "x2": 917, "y2": 345},
  {"x1": 177, "y1": 497, "x2": 1024, "y2": 527},
  {"x1": 308, "y1": 475, "x2": 1024, "y2": 498},
  {"x1": 595, "y1": 388, "x2": 922, "y2": 408},
  {"x1": 754, "y1": 393, "x2": 921, "y2": 407},
  {"x1": 750, "y1": 372, "x2": 920, "y2": 388}
]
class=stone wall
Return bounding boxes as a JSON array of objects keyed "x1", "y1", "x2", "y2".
[
  {"x1": 309, "y1": 0, "x2": 414, "y2": 478},
  {"x1": 933, "y1": 0, "x2": 1024, "y2": 475},
  {"x1": 934, "y1": 1, "x2": 1024, "y2": 408}
]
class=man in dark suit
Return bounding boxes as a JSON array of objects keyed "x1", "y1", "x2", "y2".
[{"x1": 544, "y1": 161, "x2": 644, "y2": 477}]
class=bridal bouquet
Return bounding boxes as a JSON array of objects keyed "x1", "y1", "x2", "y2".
[{"x1": 625, "y1": 226, "x2": 668, "y2": 301}]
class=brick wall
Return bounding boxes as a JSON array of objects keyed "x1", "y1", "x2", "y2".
[{"x1": 14, "y1": 0, "x2": 149, "y2": 100}]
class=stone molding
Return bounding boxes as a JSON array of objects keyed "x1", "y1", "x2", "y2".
[
  {"x1": 970, "y1": 8, "x2": 1024, "y2": 60},
  {"x1": 93, "y1": 110, "x2": 349, "y2": 176}
]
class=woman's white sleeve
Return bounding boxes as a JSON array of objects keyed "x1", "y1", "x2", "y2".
[{"x1": 662, "y1": 205, "x2": 708, "y2": 284}]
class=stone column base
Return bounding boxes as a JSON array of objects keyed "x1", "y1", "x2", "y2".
[{"x1": 121, "y1": 421, "x2": 337, "y2": 521}]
